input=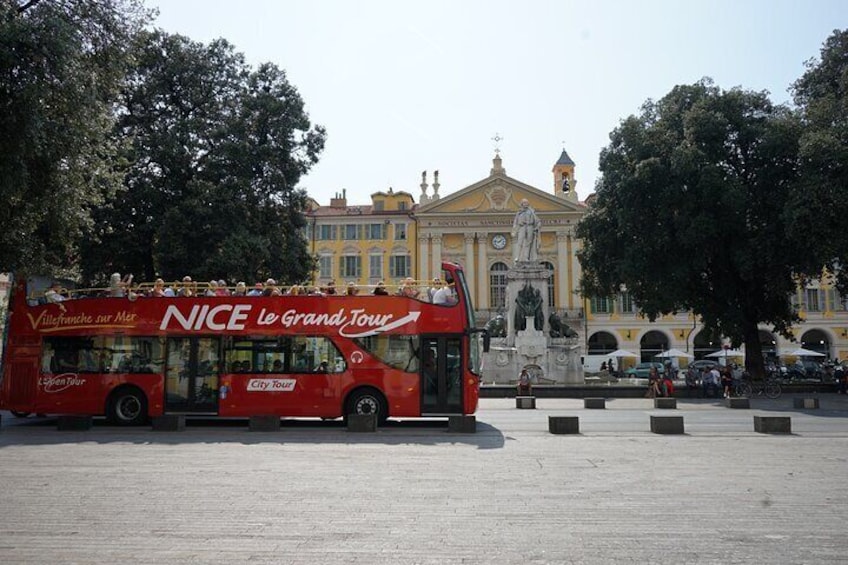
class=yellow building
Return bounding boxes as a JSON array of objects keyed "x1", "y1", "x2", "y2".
[
  {"x1": 306, "y1": 152, "x2": 848, "y2": 368},
  {"x1": 305, "y1": 188, "x2": 417, "y2": 291}
]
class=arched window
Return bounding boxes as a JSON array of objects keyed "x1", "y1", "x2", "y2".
[
  {"x1": 489, "y1": 262, "x2": 509, "y2": 310},
  {"x1": 693, "y1": 328, "x2": 722, "y2": 360},
  {"x1": 542, "y1": 261, "x2": 555, "y2": 309},
  {"x1": 800, "y1": 329, "x2": 830, "y2": 358},
  {"x1": 587, "y1": 331, "x2": 617, "y2": 355},
  {"x1": 758, "y1": 329, "x2": 777, "y2": 363},
  {"x1": 640, "y1": 330, "x2": 669, "y2": 362}
]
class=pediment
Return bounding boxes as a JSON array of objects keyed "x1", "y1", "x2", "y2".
[{"x1": 416, "y1": 173, "x2": 584, "y2": 216}]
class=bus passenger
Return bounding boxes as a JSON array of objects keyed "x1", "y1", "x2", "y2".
[
  {"x1": 109, "y1": 273, "x2": 133, "y2": 298},
  {"x1": 45, "y1": 281, "x2": 65, "y2": 303},
  {"x1": 326, "y1": 280, "x2": 337, "y2": 295},
  {"x1": 399, "y1": 277, "x2": 420, "y2": 298},
  {"x1": 150, "y1": 279, "x2": 167, "y2": 297},
  {"x1": 263, "y1": 279, "x2": 281, "y2": 297},
  {"x1": 233, "y1": 282, "x2": 247, "y2": 297},
  {"x1": 247, "y1": 283, "x2": 263, "y2": 296},
  {"x1": 315, "y1": 360, "x2": 329, "y2": 373},
  {"x1": 346, "y1": 281, "x2": 359, "y2": 296},
  {"x1": 177, "y1": 276, "x2": 194, "y2": 297},
  {"x1": 216, "y1": 280, "x2": 230, "y2": 296},
  {"x1": 205, "y1": 280, "x2": 219, "y2": 296},
  {"x1": 373, "y1": 281, "x2": 389, "y2": 295}
]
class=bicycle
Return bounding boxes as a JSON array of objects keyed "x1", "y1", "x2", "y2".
[{"x1": 733, "y1": 376, "x2": 782, "y2": 399}]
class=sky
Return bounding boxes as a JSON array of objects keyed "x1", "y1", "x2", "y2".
[{"x1": 147, "y1": 0, "x2": 845, "y2": 204}]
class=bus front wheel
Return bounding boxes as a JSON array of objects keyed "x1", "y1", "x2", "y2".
[
  {"x1": 106, "y1": 386, "x2": 148, "y2": 426},
  {"x1": 10, "y1": 410, "x2": 31, "y2": 418},
  {"x1": 345, "y1": 388, "x2": 388, "y2": 425}
]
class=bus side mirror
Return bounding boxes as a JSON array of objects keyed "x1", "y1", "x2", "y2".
[{"x1": 483, "y1": 329, "x2": 491, "y2": 353}]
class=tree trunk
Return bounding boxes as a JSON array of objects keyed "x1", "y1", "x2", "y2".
[{"x1": 743, "y1": 321, "x2": 765, "y2": 379}]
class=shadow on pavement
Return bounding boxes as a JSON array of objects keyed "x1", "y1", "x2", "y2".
[{"x1": 0, "y1": 413, "x2": 506, "y2": 450}]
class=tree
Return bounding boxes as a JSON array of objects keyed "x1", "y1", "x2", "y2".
[
  {"x1": 576, "y1": 80, "x2": 804, "y2": 377},
  {"x1": 790, "y1": 29, "x2": 848, "y2": 294},
  {"x1": 0, "y1": 0, "x2": 148, "y2": 275},
  {"x1": 80, "y1": 32, "x2": 325, "y2": 285}
]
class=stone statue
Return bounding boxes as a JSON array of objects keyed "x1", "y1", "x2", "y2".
[
  {"x1": 514, "y1": 283, "x2": 543, "y2": 332},
  {"x1": 485, "y1": 314, "x2": 507, "y2": 338},
  {"x1": 511, "y1": 198, "x2": 540, "y2": 262},
  {"x1": 549, "y1": 311, "x2": 578, "y2": 338}
]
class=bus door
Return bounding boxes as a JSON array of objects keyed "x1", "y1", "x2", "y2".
[
  {"x1": 420, "y1": 336, "x2": 463, "y2": 414},
  {"x1": 165, "y1": 337, "x2": 220, "y2": 413}
]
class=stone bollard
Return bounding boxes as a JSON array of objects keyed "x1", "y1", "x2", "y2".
[
  {"x1": 654, "y1": 398, "x2": 677, "y2": 409},
  {"x1": 584, "y1": 397, "x2": 606, "y2": 409},
  {"x1": 793, "y1": 398, "x2": 820, "y2": 409},
  {"x1": 754, "y1": 415, "x2": 791, "y2": 434},
  {"x1": 650, "y1": 415, "x2": 684, "y2": 434},
  {"x1": 249, "y1": 415, "x2": 280, "y2": 432},
  {"x1": 516, "y1": 396, "x2": 536, "y2": 409},
  {"x1": 548, "y1": 416, "x2": 579, "y2": 434},
  {"x1": 726, "y1": 397, "x2": 750, "y2": 409},
  {"x1": 347, "y1": 414, "x2": 377, "y2": 432},
  {"x1": 57, "y1": 415, "x2": 92, "y2": 431},
  {"x1": 448, "y1": 415, "x2": 476, "y2": 433},
  {"x1": 152, "y1": 414, "x2": 185, "y2": 431}
]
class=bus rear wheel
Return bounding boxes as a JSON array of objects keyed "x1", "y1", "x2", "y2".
[
  {"x1": 345, "y1": 388, "x2": 388, "y2": 425},
  {"x1": 10, "y1": 410, "x2": 31, "y2": 418},
  {"x1": 106, "y1": 387, "x2": 148, "y2": 426}
]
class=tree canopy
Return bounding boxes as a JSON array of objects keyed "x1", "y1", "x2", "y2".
[
  {"x1": 0, "y1": 0, "x2": 148, "y2": 274},
  {"x1": 78, "y1": 30, "x2": 326, "y2": 285},
  {"x1": 576, "y1": 79, "x2": 804, "y2": 376},
  {"x1": 790, "y1": 29, "x2": 848, "y2": 293}
]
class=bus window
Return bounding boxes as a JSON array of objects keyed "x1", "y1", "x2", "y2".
[
  {"x1": 354, "y1": 335, "x2": 418, "y2": 372},
  {"x1": 225, "y1": 336, "x2": 344, "y2": 374}
]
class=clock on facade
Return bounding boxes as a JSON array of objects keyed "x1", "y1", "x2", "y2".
[{"x1": 492, "y1": 234, "x2": 507, "y2": 250}]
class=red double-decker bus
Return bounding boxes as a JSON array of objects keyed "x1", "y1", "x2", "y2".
[{"x1": 0, "y1": 262, "x2": 484, "y2": 425}]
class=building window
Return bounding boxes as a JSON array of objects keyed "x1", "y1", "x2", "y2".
[
  {"x1": 389, "y1": 255, "x2": 410, "y2": 278},
  {"x1": 373, "y1": 201, "x2": 384, "y2": 212},
  {"x1": 343, "y1": 224, "x2": 360, "y2": 240},
  {"x1": 339, "y1": 255, "x2": 361, "y2": 278},
  {"x1": 590, "y1": 296, "x2": 611, "y2": 314},
  {"x1": 318, "y1": 225, "x2": 336, "y2": 241},
  {"x1": 618, "y1": 292, "x2": 635, "y2": 314},
  {"x1": 805, "y1": 288, "x2": 822, "y2": 312},
  {"x1": 398, "y1": 202, "x2": 407, "y2": 211},
  {"x1": 366, "y1": 224, "x2": 384, "y2": 240},
  {"x1": 395, "y1": 223, "x2": 407, "y2": 241},
  {"x1": 543, "y1": 261, "x2": 555, "y2": 309},
  {"x1": 319, "y1": 256, "x2": 333, "y2": 278},
  {"x1": 489, "y1": 262, "x2": 509, "y2": 310},
  {"x1": 369, "y1": 255, "x2": 383, "y2": 279}
]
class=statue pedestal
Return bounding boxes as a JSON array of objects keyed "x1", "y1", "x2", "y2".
[{"x1": 516, "y1": 318, "x2": 547, "y2": 360}]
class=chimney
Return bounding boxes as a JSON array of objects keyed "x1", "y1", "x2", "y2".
[{"x1": 330, "y1": 190, "x2": 347, "y2": 208}]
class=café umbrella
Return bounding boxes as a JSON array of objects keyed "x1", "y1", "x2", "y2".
[
  {"x1": 654, "y1": 348, "x2": 694, "y2": 359},
  {"x1": 706, "y1": 348, "x2": 745, "y2": 366},
  {"x1": 781, "y1": 348, "x2": 826, "y2": 358}
]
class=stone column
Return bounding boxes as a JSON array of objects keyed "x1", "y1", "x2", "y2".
[
  {"x1": 464, "y1": 234, "x2": 476, "y2": 302},
  {"x1": 431, "y1": 235, "x2": 442, "y2": 279},
  {"x1": 556, "y1": 231, "x2": 569, "y2": 312},
  {"x1": 418, "y1": 235, "x2": 429, "y2": 283},
  {"x1": 477, "y1": 233, "x2": 488, "y2": 309}
]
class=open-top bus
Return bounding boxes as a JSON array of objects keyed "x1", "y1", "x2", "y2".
[{"x1": 0, "y1": 262, "x2": 483, "y2": 425}]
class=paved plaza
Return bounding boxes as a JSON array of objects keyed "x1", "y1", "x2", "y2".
[{"x1": 1, "y1": 395, "x2": 847, "y2": 564}]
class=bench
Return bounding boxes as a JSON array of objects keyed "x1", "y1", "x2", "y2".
[
  {"x1": 753, "y1": 416, "x2": 791, "y2": 434},
  {"x1": 516, "y1": 396, "x2": 536, "y2": 409},
  {"x1": 584, "y1": 397, "x2": 606, "y2": 409},
  {"x1": 152, "y1": 414, "x2": 185, "y2": 431},
  {"x1": 57, "y1": 415, "x2": 92, "y2": 431},
  {"x1": 650, "y1": 415, "x2": 684, "y2": 434},
  {"x1": 548, "y1": 416, "x2": 579, "y2": 434},
  {"x1": 249, "y1": 415, "x2": 280, "y2": 432}
]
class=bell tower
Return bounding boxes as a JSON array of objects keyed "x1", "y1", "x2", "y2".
[{"x1": 553, "y1": 148, "x2": 578, "y2": 203}]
